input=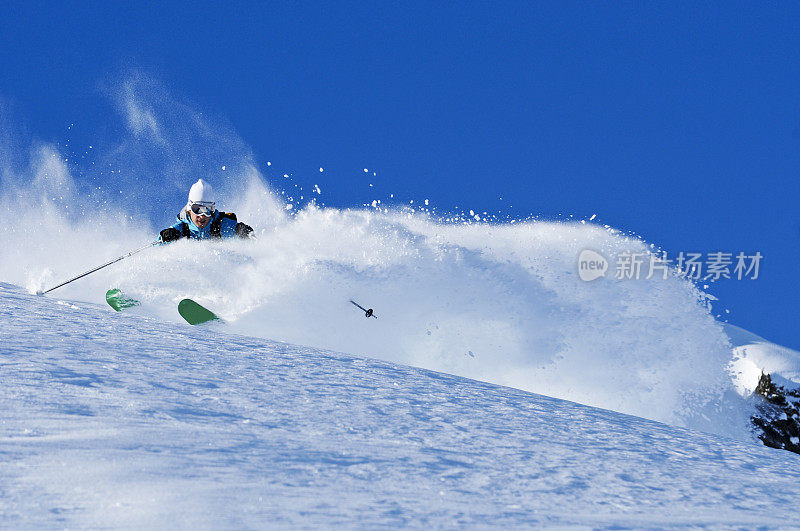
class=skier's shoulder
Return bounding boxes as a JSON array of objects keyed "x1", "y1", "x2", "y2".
[
  {"x1": 206, "y1": 211, "x2": 239, "y2": 238},
  {"x1": 172, "y1": 212, "x2": 192, "y2": 236},
  {"x1": 175, "y1": 210, "x2": 190, "y2": 226},
  {"x1": 214, "y1": 211, "x2": 239, "y2": 231},
  {"x1": 216, "y1": 211, "x2": 238, "y2": 223}
]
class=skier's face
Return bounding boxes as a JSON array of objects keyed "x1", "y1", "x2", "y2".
[{"x1": 190, "y1": 209, "x2": 212, "y2": 228}]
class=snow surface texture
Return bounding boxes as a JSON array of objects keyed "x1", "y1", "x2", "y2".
[
  {"x1": 0, "y1": 147, "x2": 779, "y2": 441},
  {"x1": 1, "y1": 170, "x2": 749, "y2": 436},
  {"x1": 2, "y1": 77, "x2": 798, "y2": 444},
  {"x1": 2, "y1": 283, "x2": 800, "y2": 528}
]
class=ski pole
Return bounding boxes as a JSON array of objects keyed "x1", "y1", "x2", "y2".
[
  {"x1": 349, "y1": 299, "x2": 377, "y2": 318},
  {"x1": 37, "y1": 241, "x2": 159, "y2": 295}
]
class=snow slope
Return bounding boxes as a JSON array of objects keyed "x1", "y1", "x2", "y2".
[
  {"x1": 0, "y1": 161, "x2": 752, "y2": 440},
  {"x1": 2, "y1": 283, "x2": 800, "y2": 528},
  {"x1": 0, "y1": 90, "x2": 784, "y2": 442}
]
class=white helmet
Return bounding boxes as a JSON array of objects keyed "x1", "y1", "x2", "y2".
[
  {"x1": 188, "y1": 179, "x2": 215, "y2": 205},
  {"x1": 184, "y1": 179, "x2": 216, "y2": 216}
]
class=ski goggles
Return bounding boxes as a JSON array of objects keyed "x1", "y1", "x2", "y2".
[{"x1": 190, "y1": 203, "x2": 216, "y2": 216}]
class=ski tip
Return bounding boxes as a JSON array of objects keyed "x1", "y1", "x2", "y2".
[
  {"x1": 178, "y1": 298, "x2": 221, "y2": 325},
  {"x1": 106, "y1": 288, "x2": 140, "y2": 311}
]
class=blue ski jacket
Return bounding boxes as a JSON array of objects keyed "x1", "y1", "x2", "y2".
[{"x1": 166, "y1": 210, "x2": 240, "y2": 240}]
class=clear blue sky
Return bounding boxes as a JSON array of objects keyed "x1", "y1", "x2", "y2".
[{"x1": 1, "y1": 2, "x2": 798, "y2": 347}]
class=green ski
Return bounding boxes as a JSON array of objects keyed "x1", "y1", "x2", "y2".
[
  {"x1": 106, "y1": 288, "x2": 140, "y2": 312},
  {"x1": 178, "y1": 298, "x2": 221, "y2": 325}
]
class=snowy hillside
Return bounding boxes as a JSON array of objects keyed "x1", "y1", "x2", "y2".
[
  {"x1": 6, "y1": 116, "x2": 800, "y2": 446},
  {"x1": 727, "y1": 323, "x2": 800, "y2": 395},
  {"x1": 2, "y1": 283, "x2": 800, "y2": 527},
  {"x1": 0, "y1": 161, "x2": 755, "y2": 440}
]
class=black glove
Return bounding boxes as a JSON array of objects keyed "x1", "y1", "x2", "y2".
[
  {"x1": 235, "y1": 222, "x2": 254, "y2": 238},
  {"x1": 160, "y1": 227, "x2": 183, "y2": 242}
]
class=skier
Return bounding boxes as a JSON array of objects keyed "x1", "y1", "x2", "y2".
[{"x1": 159, "y1": 179, "x2": 254, "y2": 242}]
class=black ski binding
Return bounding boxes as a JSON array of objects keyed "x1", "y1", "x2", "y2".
[{"x1": 350, "y1": 299, "x2": 377, "y2": 319}]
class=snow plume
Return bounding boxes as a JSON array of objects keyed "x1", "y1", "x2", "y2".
[
  {"x1": 99, "y1": 71, "x2": 268, "y2": 223},
  {"x1": 0, "y1": 142, "x2": 149, "y2": 295},
  {"x1": 0, "y1": 79, "x2": 753, "y2": 440},
  {"x1": 0, "y1": 71, "x2": 283, "y2": 304},
  {"x1": 120, "y1": 79, "x2": 164, "y2": 144}
]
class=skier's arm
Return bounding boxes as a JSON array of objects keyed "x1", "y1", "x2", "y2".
[
  {"x1": 159, "y1": 222, "x2": 186, "y2": 243},
  {"x1": 235, "y1": 222, "x2": 254, "y2": 239},
  {"x1": 217, "y1": 216, "x2": 253, "y2": 239}
]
